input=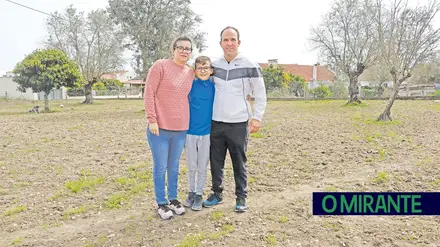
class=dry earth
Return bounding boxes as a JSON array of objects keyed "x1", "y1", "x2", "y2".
[{"x1": 0, "y1": 99, "x2": 439, "y2": 247}]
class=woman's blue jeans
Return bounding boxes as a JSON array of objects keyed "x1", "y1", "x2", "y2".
[{"x1": 147, "y1": 128, "x2": 187, "y2": 205}]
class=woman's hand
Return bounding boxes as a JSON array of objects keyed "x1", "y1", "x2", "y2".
[{"x1": 149, "y1": 123, "x2": 159, "y2": 136}]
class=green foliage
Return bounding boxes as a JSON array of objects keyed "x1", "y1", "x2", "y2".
[
  {"x1": 101, "y1": 78, "x2": 124, "y2": 89},
  {"x1": 92, "y1": 81, "x2": 106, "y2": 90},
  {"x1": 361, "y1": 86, "x2": 378, "y2": 99},
  {"x1": 262, "y1": 65, "x2": 307, "y2": 96},
  {"x1": 12, "y1": 49, "x2": 82, "y2": 96},
  {"x1": 310, "y1": 84, "x2": 333, "y2": 98},
  {"x1": 107, "y1": 0, "x2": 206, "y2": 76}
]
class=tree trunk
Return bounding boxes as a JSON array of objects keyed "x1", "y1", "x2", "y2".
[
  {"x1": 378, "y1": 78, "x2": 399, "y2": 121},
  {"x1": 82, "y1": 81, "x2": 94, "y2": 104},
  {"x1": 44, "y1": 92, "x2": 49, "y2": 112},
  {"x1": 377, "y1": 82, "x2": 385, "y2": 98},
  {"x1": 348, "y1": 75, "x2": 361, "y2": 103}
]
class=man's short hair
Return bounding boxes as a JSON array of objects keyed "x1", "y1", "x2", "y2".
[
  {"x1": 195, "y1": 56, "x2": 212, "y2": 67},
  {"x1": 220, "y1": 26, "x2": 240, "y2": 41}
]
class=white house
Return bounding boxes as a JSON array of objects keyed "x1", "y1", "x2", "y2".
[{"x1": 0, "y1": 77, "x2": 38, "y2": 100}]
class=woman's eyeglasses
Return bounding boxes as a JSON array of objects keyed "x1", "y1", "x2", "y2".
[{"x1": 175, "y1": 46, "x2": 193, "y2": 53}]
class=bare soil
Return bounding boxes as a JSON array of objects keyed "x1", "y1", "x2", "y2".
[{"x1": 0, "y1": 99, "x2": 439, "y2": 247}]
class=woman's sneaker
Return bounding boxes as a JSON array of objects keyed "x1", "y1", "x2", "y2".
[
  {"x1": 169, "y1": 200, "x2": 186, "y2": 215},
  {"x1": 183, "y1": 192, "x2": 195, "y2": 208},
  {"x1": 158, "y1": 204, "x2": 173, "y2": 220},
  {"x1": 191, "y1": 195, "x2": 203, "y2": 211}
]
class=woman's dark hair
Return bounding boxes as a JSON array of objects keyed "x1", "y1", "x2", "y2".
[{"x1": 172, "y1": 37, "x2": 193, "y2": 50}]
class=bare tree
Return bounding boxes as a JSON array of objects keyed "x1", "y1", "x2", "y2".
[
  {"x1": 310, "y1": 0, "x2": 378, "y2": 103},
  {"x1": 46, "y1": 5, "x2": 125, "y2": 104},
  {"x1": 107, "y1": 0, "x2": 206, "y2": 77},
  {"x1": 376, "y1": 0, "x2": 440, "y2": 121}
]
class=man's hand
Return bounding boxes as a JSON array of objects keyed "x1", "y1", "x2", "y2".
[
  {"x1": 249, "y1": 119, "x2": 261, "y2": 133},
  {"x1": 148, "y1": 123, "x2": 159, "y2": 136}
]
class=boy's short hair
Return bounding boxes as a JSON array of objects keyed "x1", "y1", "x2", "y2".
[{"x1": 195, "y1": 56, "x2": 212, "y2": 68}]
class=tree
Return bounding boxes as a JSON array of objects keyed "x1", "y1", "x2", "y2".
[
  {"x1": 107, "y1": 0, "x2": 207, "y2": 77},
  {"x1": 310, "y1": 0, "x2": 379, "y2": 103},
  {"x1": 12, "y1": 49, "x2": 81, "y2": 112},
  {"x1": 361, "y1": 62, "x2": 392, "y2": 97},
  {"x1": 376, "y1": 0, "x2": 440, "y2": 121},
  {"x1": 262, "y1": 65, "x2": 285, "y2": 91},
  {"x1": 45, "y1": 5, "x2": 125, "y2": 104}
]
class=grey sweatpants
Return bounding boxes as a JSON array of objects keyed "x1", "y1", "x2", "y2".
[{"x1": 185, "y1": 134, "x2": 210, "y2": 195}]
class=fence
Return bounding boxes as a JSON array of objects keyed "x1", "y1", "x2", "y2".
[{"x1": 67, "y1": 87, "x2": 143, "y2": 99}]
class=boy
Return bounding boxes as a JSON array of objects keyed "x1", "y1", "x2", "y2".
[{"x1": 182, "y1": 56, "x2": 215, "y2": 211}]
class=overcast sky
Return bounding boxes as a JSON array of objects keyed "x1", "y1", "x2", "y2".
[{"x1": 0, "y1": 0, "x2": 434, "y2": 74}]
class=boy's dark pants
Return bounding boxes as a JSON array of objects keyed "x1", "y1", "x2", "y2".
[{"x1": 209, "y1": 120, "x2": 249, "y2": 199}]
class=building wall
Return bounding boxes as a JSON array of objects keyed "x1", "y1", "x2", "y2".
[{"x1": 0, "y1": 77, "x2": 37, "y2": 100}]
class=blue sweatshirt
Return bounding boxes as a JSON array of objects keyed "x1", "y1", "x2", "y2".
[{"x1": 187, "y1": 78, "x2": 215, "y2": 136}]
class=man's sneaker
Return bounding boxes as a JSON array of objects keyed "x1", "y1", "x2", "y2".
[
  {"x1": 158, "y1": 204, "x2": 173, "y2": 220},
  {"x1": 169, "y1": 200, "x2": 186, "y2": 215},
  {"x1": 235, "y1": 197, "x2": 248, "y2": 213},
  {"x1": 183, "y1": 192, "x2": 195, "y2": 208},
  {"x1": 191, "y1": 195, "x2": 203, "y2": 211},
  {"x1": 202, "y1": 192, "x2": 223, "y2": 208}
]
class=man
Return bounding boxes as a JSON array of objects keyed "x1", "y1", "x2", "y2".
[{"x1": 203, "y1": 26, "x2": 267, "y2": 212}]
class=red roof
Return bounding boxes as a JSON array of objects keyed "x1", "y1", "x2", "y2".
[
  {"x1": 259, "y1": 63, "x2": 335, "y2": 82},
  {"x1": 101, "y1": 70, "x2": 130, "y2": 80}
]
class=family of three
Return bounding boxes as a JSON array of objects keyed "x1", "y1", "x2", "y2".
[{"x1": 143, "y1": 26, "x2": 267, "y2": 220}]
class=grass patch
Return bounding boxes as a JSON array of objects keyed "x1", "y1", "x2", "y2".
[
  {"x1": 177, "y1": 224, "x2": 234, "y2": 247},
  {"x1": 106, "y1": 166, "x2": 153, "y2": 210},
  {"x1": 430, "y1": 178, "x2": 440, "y2": 187},
  {"x1": 250, "y1": 132, "x2": 264, "y2": 138},
  {"x1": 373, "y1": 171, "x2": 389, "y2": 184},
  {"x1": 279, "y1": 216, "x2": 288, "y2": 223},
  {"x1": 65, "y1": 175, "x2": 104, "y2": 193},
  {"x1": 323, "y1": 221, "x2": 339, "y2": 230},
  {"x1": 343, "y1": 102, "x2": 368, "y2": 108},
  {"x1": 62, "y1": 206, "x2": 86, "y2": 220},
  {"x1": 114, "y1": 177, "x2": 136, "y2": 186},
  {"x1": 364, "y1": 133, "x2": 382, "y2": 143},
  {"x1": 48, "y1": 190, "x2": 69, "y2": 201},
  {"x1": 67, "y1": 124, "x2": 83, "y2": 131},
  {"x1": 11, "y1": 237, "x2": 24, "y2": 245},
  {"x1": 105, "y1": 193, "x2": 128, "y2": 209},
  {"x1": 3, "y1": 205, "x2": 26, "y2": 216},
  {"x1": 265, "y1": 234, "x2": 277, "y2": 245},
  {"x1": 210, "y1": 210, "x2": 224, "y2": 221},
  {"x1": 378, "y1": 148, "x2": 387, "y2": 158},
  {"x1": 364, "y1": 118, "x2": 402, "y2": 125},
  {"x1": 324, "y1": 186, "x2": 338, "y2": 192}
]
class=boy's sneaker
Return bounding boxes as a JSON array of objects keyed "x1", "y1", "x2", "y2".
[
  {"x1": 183, "y1": 192, "x2": 195, "y2": 208},
  {"x1": 235, "y1": 197, "x2": 248, "y2": 213},
  {"x1": 191, "y1": 195, "x2": 203, "y2": 211},
  {"x1": 158, "y1": 204, "x2": 173, "y2": 220},
  {"x1": 202, "y1": 192, "x2": 223, "y2": 208},
  {"x1": 169, "y1": 200, "x2": 186, "y2": 215}
]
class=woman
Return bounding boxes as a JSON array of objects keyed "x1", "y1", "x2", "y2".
[{"x1": 144, "y1": 37, "x2": 194, "y2": 220}]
